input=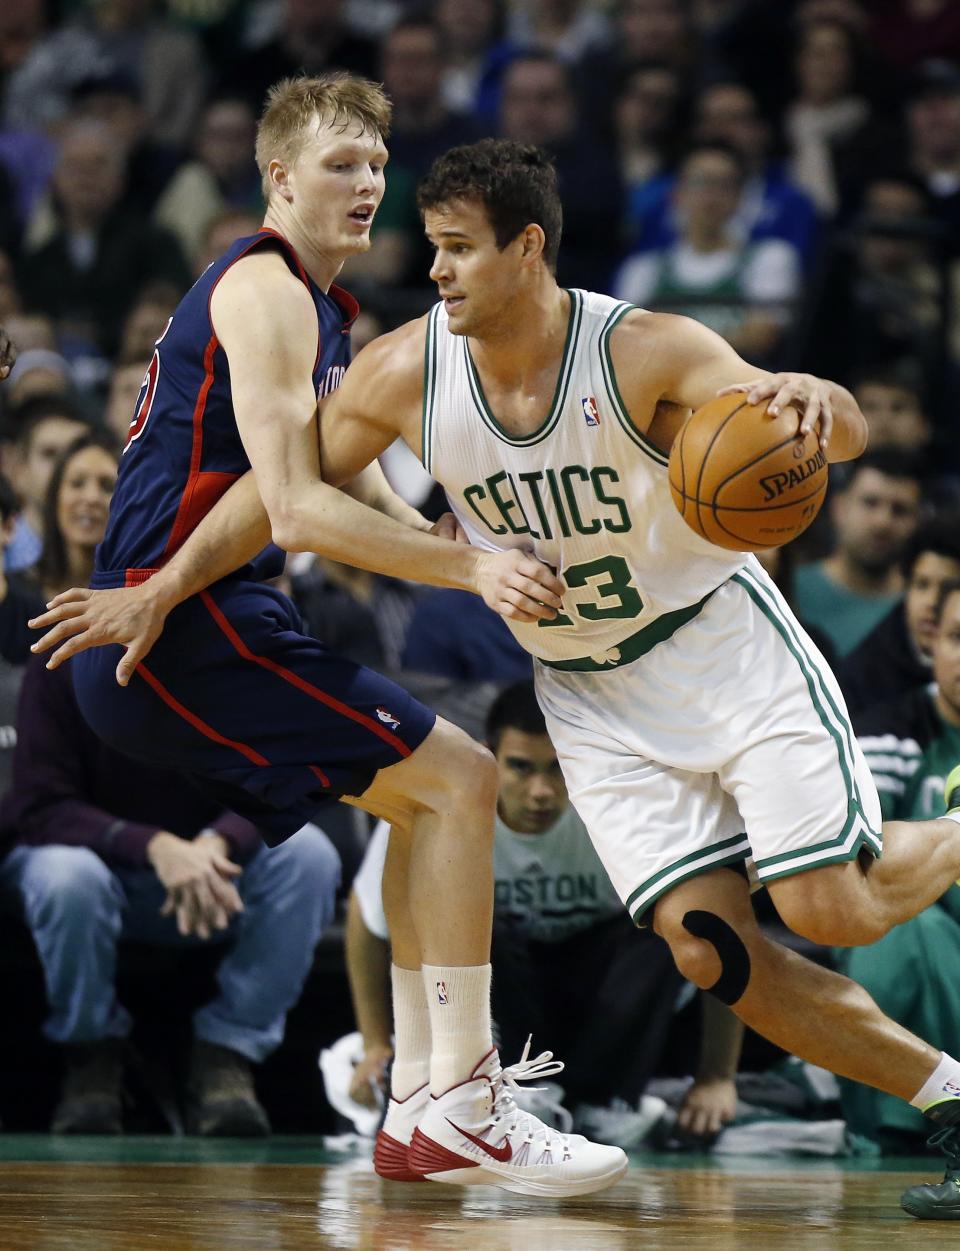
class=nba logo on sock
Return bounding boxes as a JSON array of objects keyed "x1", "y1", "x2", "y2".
[
  {"x1": 581, "y1": 396, "x2": 601, "y2": 427},
  {"x1": 944, "y1": 1078, "x2": 960, "y2": 1096},
  {"x1": 436, "y1": 981, "x2": 448, "y2": 1005}
]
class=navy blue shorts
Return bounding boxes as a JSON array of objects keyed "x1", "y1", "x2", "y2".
[{"x1": 72, "y1": 579, "x2": 436, "y2": 844}]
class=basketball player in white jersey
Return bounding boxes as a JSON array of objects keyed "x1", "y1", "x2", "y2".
[{"x1": 31, "y1": 139, "x2": 960, "y2": 1216}]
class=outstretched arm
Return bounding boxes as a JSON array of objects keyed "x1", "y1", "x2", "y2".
[{"x1": 675, "y1": 995, "x2": 744, "y2": 1140}]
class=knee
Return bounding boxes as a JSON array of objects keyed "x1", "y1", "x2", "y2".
[
  {"x1": 771, "y1": 874, "x2": 890, "y2": 947},
  {"x1": 285, "y1": 824, "x2": 342, "y2": 895},
  {"x1": 20, "y1": 846, "x2": 116, "y2": 923},
  {"x1": 654, "y1": 891, "x2": 757, "y2": 1001},
  {"x1": 436, "y1": 726, "x2": 498, "y2": 814}
]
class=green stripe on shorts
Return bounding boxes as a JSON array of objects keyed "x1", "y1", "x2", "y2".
[
  {"x1": 625, "y1": 833, "x2": 752, "y2": 925},
  {"x1": 732, "y1": 568, "x2": 882, "y2": 878}
]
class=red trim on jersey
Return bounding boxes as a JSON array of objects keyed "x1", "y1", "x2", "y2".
[
  {"x1": 136, "y1": 662, "x2": 270, "y2": 767},
  {"x1": 124, "y1": 568, "x2": 159, "y2": 587},
  {"x1": 163, "y1": 334, "x2": 218, "y2": 559},
  {"x1": 310, "y1": 763, "x2": 331, "y2": 787},
  {"x1": 199, "y1": 590, "x2": 412, "y2": 757}
]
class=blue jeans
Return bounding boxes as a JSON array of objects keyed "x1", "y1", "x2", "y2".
[{"x1": 0, "y1": 825, "x2": 340, "y2": 1062}]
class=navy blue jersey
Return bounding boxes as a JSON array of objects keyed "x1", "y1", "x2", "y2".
[{"x1": 94, "y1": 229, "x2": 357, "y2": 589}]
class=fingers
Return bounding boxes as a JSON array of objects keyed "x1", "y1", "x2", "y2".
[
  {"x1": 797, "y1": 392, "x2": 820, "y2": 438},
  {"x1": 210, "y1": 853, "x2": 243, "y2": 878},
  {"x1": 43, "y1": 587, "x2": 93, "y2": 611},
  {"x1": 818, "y1": 396, "x2": 834, "y2": 451},
  {"x1": 116, "y1": 646, "x2": 140, "y2": 687},
  {"x1": 28, "y1": 600, "x2": 89, "y2": 633},
  {"x1": 517, "y1": 560, "x2": 565, "y2": 602},
  {"x1": 207, "y1": 872, "x2": 243, "y2": 919},
  {"x1": 29, "y1": 618, "x2": 89, "y2": 659}
]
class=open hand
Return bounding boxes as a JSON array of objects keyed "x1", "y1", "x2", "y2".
[
  {"x1": 718, "y1": 373, "x2": 834, "y2": 451},
  {"x1": 476, "y1": 548, "x2": 566, "y2": 623},
  {"x1": 29, "y1": 582, "x2": 171, "y2": 685}
]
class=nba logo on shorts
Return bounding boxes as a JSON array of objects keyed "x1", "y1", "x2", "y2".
[
  {"x1": 581, "y1": 396, "x2": 601, "y2": 427},
  {"x1": 376, "y1": 706, "x2": 401, "y2": 730},
  {"x1": 437, "y1": 981, "x2": 448, "y2": 1005}
]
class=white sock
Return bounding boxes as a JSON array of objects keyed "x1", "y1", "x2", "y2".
[
  {"x1": 944, "y1": 812, "x2": 960, "y2": 825},
  {"x1": 910, "y1": 1051, "x2": 960, "y2": 1110},
  {"x1": 389, "y1": 964, "x2": 431, "y2": 1100},
  {"x1": 421, "y1": 963, "x2": 493, "y2": 1095}
]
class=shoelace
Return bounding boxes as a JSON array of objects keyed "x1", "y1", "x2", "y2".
[
  {"x1": 489, "y1": 1037, "x2": 571, "y2": 1159},
  {"x1": 928, "y1": 1125, "x2": 960, "y2": 1172}
]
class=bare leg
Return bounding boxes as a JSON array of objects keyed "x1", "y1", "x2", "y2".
[
  {"x1": 770, "y1": 818, "x2": 960, "y2": 947},
  {"x1": 655, "y1": 868, "x2": 940, "y2": 1100}
]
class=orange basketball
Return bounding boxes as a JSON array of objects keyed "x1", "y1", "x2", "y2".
[{"x1": 668, "y1": 394, "x2": 828, "y2": 552}]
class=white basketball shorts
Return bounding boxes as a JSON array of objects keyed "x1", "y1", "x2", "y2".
[{"x1": 534, "y1": 557, "x2": 883, "y2": 924}]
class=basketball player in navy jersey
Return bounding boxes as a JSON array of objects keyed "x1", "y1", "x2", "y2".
[{"x1": 26, "y1": 80, "x2": 626, "y2": 1197}]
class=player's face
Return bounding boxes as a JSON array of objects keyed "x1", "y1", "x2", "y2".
[
  {"x1": 425, "y1": 200, "x2": 522, "y2": 337},
  {"x1": 932, "y1": 590, "x2": 960, "y2": 723},
  {"x1": 56, "y1": 445, "x2": 116, "y2": 552},
  {"x1": 285, "y1": 119, "x2": 387, "y2": 259},
  {"x1": 493, "y1": 728, "x2": 568, "y2": 835},
  {"x1": 906, "y1": 552, "x2": 960, "y2": 657}
]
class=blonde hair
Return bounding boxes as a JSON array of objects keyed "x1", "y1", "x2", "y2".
[{"x1": 255, "y1": 73, "x2": 392, "y2": 198}]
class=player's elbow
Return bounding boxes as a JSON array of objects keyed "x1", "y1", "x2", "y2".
[{"x1": 267, "y1": 502, "x2": 307, "y2": 552}]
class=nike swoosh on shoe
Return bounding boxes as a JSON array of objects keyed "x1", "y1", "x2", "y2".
[{"x1": 446, "y1": 1120, "x2": 513, "y2": 1162}]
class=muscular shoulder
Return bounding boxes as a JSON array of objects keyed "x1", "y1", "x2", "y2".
[
  {"x1": 211, "y1": 251, "x2": 317, "y2": 358},
  {"x1": 338, "y1": 315, "x2": 427, "y2": 418},
  {"x1": 608, "y1": 311, "x2": 755, "y2": 416}
]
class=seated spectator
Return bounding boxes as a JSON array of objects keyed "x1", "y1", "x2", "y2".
[
  {"x1": 628, "y1": 81, "x2": 818, "y2": 266},
  {"x1": 499, "y1": 52, "x2": 624, "y2": 292},
  {"x1": 784, "y1": 17, "x2": 898, "y2": 217},
  {"x1": 852, "y1": 365, "x2": 933, "y2": 459},
  {"x1": 401, "y1": 587, "x2": 532, "y2": 684},
  {"x1": 192, "y1": 210, "x2": 263, "y2": 281},
  {"x1": 613, "y1": 61, "x2": 687, "y2": 226},
  {"x1": 841, "y1": 520, "x2": 960, "y2": 718},
  {"x1": 796, "y1": 170, "x2": 948, "y2": 387},
  {"x1": 104, "y1": 362, "x2": 149, "y2": 447},
  {"x1": 0, "y1": 469, "x2": 46, "y2": 663},
  {"x1": 615, "y1": 141, "x2": 800, "y2": 365},
  {"x1": 901, "y1": 59, "x2": 960, "y2": 251},
  {"x1": 153, "y1": 97, "x2": 263, "y2": 269},
  {"x1": 792, "y1": 450, "x2": 922, "y2": 659},
  {"x1": 3, "y1": 0, "x2": 208, "y2": 149},
  {"x1": 435, "y1": 0, "x2": 518, "y2": 126},
  {"x1": 5, "y1": 348, "x2": 73, "y2": 408},
  {"x1": 114, "y1": 287, "x2": 179, "y2": 368},
  {"x1": 219, "y1": 0, "x2": 379, "y2": 115},
  {"x1": 847, "y1": 578, "x2": 960, "y2": 1146},
  {"x1": 0, "y1": 432, "x2": 341, "y2": 1135},
  {"x1": 17, "y1": 119, "x2": 191, "y2": 362},
  {"x1": 5, "y1": 397, "x2": 91, "y2": 573},
  {"x1": 346, "y1": 681, "x2": 742, "y2": 1132}
]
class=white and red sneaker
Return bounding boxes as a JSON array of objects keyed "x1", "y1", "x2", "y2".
[
  {"x1": 374, "y1": 1082, "x2": 429, "y2": 1182},
  {"x1": 408, "y1": 1042, "x2": 628, "y2": 1197}
]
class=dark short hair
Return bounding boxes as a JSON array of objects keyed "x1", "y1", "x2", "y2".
[
  {"x1": 418, "y1": 139, "x2": 564, "y2": 271},
  {"x1": 13, "y1": 395, "x2": 90, "y2": 452},
  {"x1": 485, "y1": 680, "x2": 546, "y2": 751},
  {"x1": 833, "y1": 448, "x2": 925, "y2": 493},
  {"x1": 902, "y1": 518, "x2": 960, "y2": 578},
  {"x1": 934, "y1": 577, "x2": 960, "y2": 626},
  {"x1": 678, "y1": 138, "x2": 746, "y2": 181},
  {"x1": 0, "y1": 471, "x2": 19, "y2": 524}
]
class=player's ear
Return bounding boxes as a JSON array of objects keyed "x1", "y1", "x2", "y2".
[
  {"x1": 268, "y1": 158, "x2": 294, "y2": 204},
  {"x1": 519, "y1": 223, "x2": 546, "y2": 266}
]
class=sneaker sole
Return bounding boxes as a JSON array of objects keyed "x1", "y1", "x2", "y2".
[
  {"x1": 411, "y1": 1128, "x2": 629, "y2": 1197},
  {"x1": 902, "y1": 1195, "x2": 960, "y2": 1220},
  {"x1": 374, "y1": 1130, "x2": 426, "y2": 1183}
]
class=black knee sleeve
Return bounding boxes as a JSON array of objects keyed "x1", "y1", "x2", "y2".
[{"x1": 681, "y1": 910, "x2": 751, "y2": 1006}]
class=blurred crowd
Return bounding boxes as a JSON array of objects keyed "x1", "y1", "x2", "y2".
[{"x1": 0, "y1": 0, "x2": 959, "y2": 1154}]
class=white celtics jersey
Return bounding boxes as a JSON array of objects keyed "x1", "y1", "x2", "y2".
[{"x1": 423, "y1": 289, "x2": 747, "y2": 665}]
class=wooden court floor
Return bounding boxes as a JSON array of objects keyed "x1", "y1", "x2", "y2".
[{"x1": 0, "y1": 1136, "x2": 955, "y2": 1250}]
